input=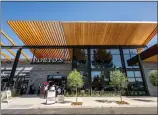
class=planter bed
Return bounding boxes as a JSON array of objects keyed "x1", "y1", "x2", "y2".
[{"x1": 71, "y1": 102, "x2": 83, "y2": 105}]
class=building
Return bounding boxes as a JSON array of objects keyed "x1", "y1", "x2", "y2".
[
  {"x1": 128, "y1": 44, "x2": 158, "y2": 96},
  {"x1": 1, "y1": 21, "x2": 157, "y2": 96}
]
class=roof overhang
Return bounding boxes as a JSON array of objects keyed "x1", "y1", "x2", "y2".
[
  {"x1": 7, "y1": 21, "x2": 157, "y2": 59},
  {"x1": 127, "y1": 44, "x2": 158, "y2": 65}
]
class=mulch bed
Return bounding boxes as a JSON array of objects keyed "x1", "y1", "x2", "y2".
[
  {"x1": 116, "y1": 101, "x2": 129, "y2": 105},
  {"x1": 71, "y1": 102, "x2": 83, "y2": 105}
]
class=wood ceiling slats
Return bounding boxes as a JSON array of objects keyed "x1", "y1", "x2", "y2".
[
  {"x1": 8, "y1": 21, "x2": 71, "y2": 60},
  {"x1": 27, "y1": 21, "x2": 43, "y2": 58},
  {"x1": 1, "y1": 52, "x2": 11, "y2": 61},
  {"x1": 1, "y1": 29, "x2": 31, "y2": 61},
  {"x1": 62, "y1": 22, "x2": 157, "y2": 46},
  {"x1": 52, "y1": 22, "x2": 62, "y2": 58},
  {"x1": 42, "y1": 22, "x2": 55, "y2": 58},
  {"x1": 7, "y1": 21, "x2": 157, "y2": 59},
  {"x1": 36, "y1": 21, "x2": 50, "y2": 58},
  {"x1": 1, "y1": 42, "x2": 16, "y2": 57}
]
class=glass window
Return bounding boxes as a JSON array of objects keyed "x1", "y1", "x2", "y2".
[
  {"x1": 91, "y1": 71, "x2": 102, "y2": 91},
  {"x1": 130, "y1": 49, "x2": 137, "y2": 55},
  {"x1": 124, "y1": 55, "x2": 133, "y2": 68},
  {"x1": 73, "y1": 49, "x2": 88, "y2": 68},
  {"x1": 123, "y1": 49, "x2": 130, "y2": 54},
  {"x1": 130, "y1": 55, "x2": 139, "y2": 68},
  {"x1": 91, "y1": 55, "x2": 101, "y2": 68},
  {"x1": 80, "y1": 71, "x2": 89, "y2": 89},
  {"x1": 127, "y1": 71, "x2": 135, "y2": 78},
  {"x1": 134, "y1": 71, "x2": 142, "y2": 77},
  {"x1": 90, "y1": 49, "x2": 95, "y2": 55},
  {"x1": 136, "y1": 78, "x2": 143, "y2": 82},
  {"x1": 112, "y1": 55, "x2": 122, "y2": 68},
  {"x1": 128, "y1": 78, "x2": 135, "y2": 82},
  {"x1": 110, "y1": 49, "x2": 120, "y2": 54}
]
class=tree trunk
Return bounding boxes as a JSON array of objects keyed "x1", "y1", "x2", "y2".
[
  {"x1": 76, "y1": 87, "x2": 77, "y2": 102},
  {"x1": 120, "y1": 90, "x2": 123, "y2": 102}
]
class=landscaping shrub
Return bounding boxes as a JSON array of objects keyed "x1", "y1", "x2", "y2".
[{"x1": 148, "y1": 70, "x2": 158, "y2": 86}]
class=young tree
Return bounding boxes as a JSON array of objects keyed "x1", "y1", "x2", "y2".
[
  {"x1": 149, "y1": 70, "x2": 158, "y2": 86},
  {"x1": 68, "y1": 69, "x2": 84, "y2": 102},
  {"x1": 110, "y1": 70, "x2": 128, "y2": 102}
]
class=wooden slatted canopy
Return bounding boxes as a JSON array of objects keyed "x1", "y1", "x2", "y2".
[
  {"x1": 1, "y1": 52, "x2": 11, "y2": 61},
  {"x1": 1, "y1": 30, "x2": 31, "y2": 61},
  {"x1": 7, "y1": 21, "x2": 157, "y2": 59},
  {"x1": 1, "y1": 42, "x2": 16, "y2": 57}
]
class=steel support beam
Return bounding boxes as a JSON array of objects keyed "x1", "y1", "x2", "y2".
[
  {"x1": 1, "y1": 45, "x2": 146, "y2": 49},
  {"x1": 138, "y1": 54, "x2": 150, "y2": 96},
  {"x1": 8, "y1": 48, "x2": 22, "y2": 88},
  {"x1": 119, "y1": 47, "x2": 129, "y2": 95},
  {"x1": 87, "y1": 48, "x2": 92, "y2": 95}
]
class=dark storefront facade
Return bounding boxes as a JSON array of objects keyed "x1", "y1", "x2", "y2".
[{"x1": 72, "y1": 48, "x2": 147, "y2": 96}]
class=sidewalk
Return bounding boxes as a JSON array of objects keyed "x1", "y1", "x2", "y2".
[{"x1": 1, "y1": 95, "x2": 157, "y2": 109}]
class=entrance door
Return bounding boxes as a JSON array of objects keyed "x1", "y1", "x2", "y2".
[{"x1": 47, "y1": 75, "x2": 66, "y2": 87}]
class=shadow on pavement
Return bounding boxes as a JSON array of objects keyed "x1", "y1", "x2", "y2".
[
  {"x1": 133, "y1": 99, "x2": 155, "y2": 102},
  {"x1": 41, "y1": 100, "x2": 72, "y2": 105},
  {"x1": 95, "y1": 100, "x2": 115, "y2": 103}
]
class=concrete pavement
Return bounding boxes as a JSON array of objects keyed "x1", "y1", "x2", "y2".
[
  {"x1": 1, "y1": 107, "x2": 158, "y2": 114},
  {"x1": 1, "y1": 95, "x2": 157, "y2": 109}
]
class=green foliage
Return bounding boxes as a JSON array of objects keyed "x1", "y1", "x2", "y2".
[
  {"x1": 149, "y1": 70, "x2": 158, "y2": 86},
  {"x1": 68, "y1": 69, "x2": 84, "y2": 88},
  {"x1": 110, "y1": 70, "x2": 128, "y2": 90}
]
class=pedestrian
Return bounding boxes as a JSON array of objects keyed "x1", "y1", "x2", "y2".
[
  {"x1": 44, "y1": 85, "x2": 48, "y2": 98},
  {"x1": 37, "y1": 84, "x2": 41, "y2": 96},
  {"x1": 57, "y1": 86, "x2": 61, "y2": 94}
]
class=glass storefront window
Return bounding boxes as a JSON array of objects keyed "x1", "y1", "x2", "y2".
[
  {"x1": 91, "y1": 71, "x2": 102, "y2": 91},
  {"x1": 80, "y1": 71, "x2": 89, "y2": 89},
  {"x1": 136, "y1": 78, "x2": 143, "y2": 82},
  {"x1": 91, "y1": 49, "x2": 122, "y2": 69},
  {"x1": 123, "y1": 49, "x2": 139, "y2": 69},
  {"x1": 128, "y1": 78, "x2": 135, "y2": 82},
  {"x1": 73, "y1": 49, "x2": 88, "y2": 68},
  {"x1": 134, "y1": 71, "x2": 141, "y2": 77},
  {"x1": 127, "y1": 71, "x2": 135, "y2": 77},
  {"x1": 110, "y1": 49, "x2": 120, "y2": 54},
  {"x1": 129, "y1": 49, "x2": 137, "y2": 55},
  {"x1": 124, "y1": 55, "x2": 133, "y2": 68},
  {"x1": 123, "y1": 49, "x2": 130, "y2": 54},
  {"x1": 127, "y1": 70, "x2": 145, "y2": 92},
  {"x1": 112, "y1": 55, "x2": 122, "y2": 68}
]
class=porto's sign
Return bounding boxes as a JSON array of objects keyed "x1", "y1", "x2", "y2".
[{"x1": 31, "y1": 58, "x2": 64, "y2": 64}]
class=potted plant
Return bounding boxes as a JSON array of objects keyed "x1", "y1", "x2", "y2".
[
  {"x1": 109, "y1": 70, "x2": 129, "y2": 104},
  {"x1": 148, "y1": 70, "x2": 158, "y2": 86},
  {"x1": 68, "y1": 69, "x2": 84, "y2": 105}
]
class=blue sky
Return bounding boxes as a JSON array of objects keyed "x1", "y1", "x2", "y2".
[{"x1": 1, "y1": 1, "x2": 157, "y2": 59}]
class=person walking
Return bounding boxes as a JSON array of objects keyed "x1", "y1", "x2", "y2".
[{"x1": 44, "y1": 85, "x2": 48, "y2": 98}]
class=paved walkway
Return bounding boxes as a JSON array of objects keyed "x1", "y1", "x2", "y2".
[
  {"x1": 1, "y1": 95, "x2": 157, "y2": 109},
  {"x1": 1, "y1": 107, "x2": 158, "y2": 114}
]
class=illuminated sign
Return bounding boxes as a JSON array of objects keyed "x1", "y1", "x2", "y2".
[{"x1": 31, "y1": 58, "x2": 64, "y2": 64}]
